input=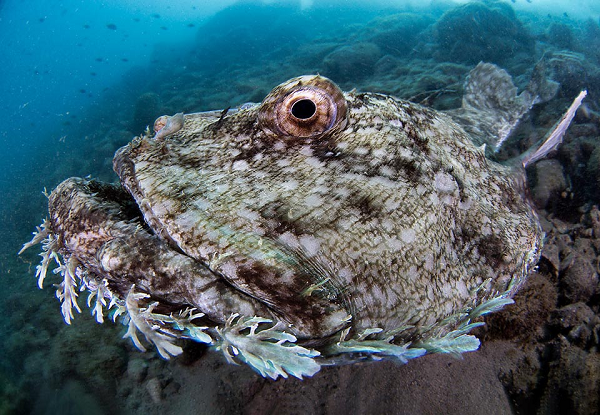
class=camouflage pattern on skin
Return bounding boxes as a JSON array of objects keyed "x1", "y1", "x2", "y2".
[
  {"x1": 112, "y1": 74, "x2": 541, "y2": 341},
  {"x1": 23, "y1": 68, "x2": 585, "y2": 378}
]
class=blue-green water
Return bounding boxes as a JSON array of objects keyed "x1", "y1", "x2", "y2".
[{"x1": 1, "y1": 0, "x2": 600, "y2": 413}]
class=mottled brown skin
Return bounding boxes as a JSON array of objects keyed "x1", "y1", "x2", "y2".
[{"x1": 50, "y1": 75, "x2": 542, "y2": 344}]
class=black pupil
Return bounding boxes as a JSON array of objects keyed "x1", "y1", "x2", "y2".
[{"x1": 291, "y1": 99, "x2": 317, "y2": 119}]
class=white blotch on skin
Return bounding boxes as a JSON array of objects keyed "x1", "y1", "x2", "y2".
[
  {"x1": 407, "y1": 265, "x2": 418, "y2": 281},
  {"x1": 305, "y1": 157, "x2": 324, "y2": 168},
  {"x1": 280, "y1": 268, "x2": 296, "y2": 284},
  {"x1": 346, "y1": 249, "x2": 361, "y2": 260},
  {"x1": 387, "y1": 237, "x2": 403, "y2": 250},
  {"x1": 373, "y1": 148, "x2": 388, "y2": 159},
  {"x1": 458, "y1": 198, "x2": 473, "y2": 210},
  {"x1": 228, "y1": 148, "x2": 241, "y2": 158},
  {"x1": 381, "y1": 218, "x2": 395, "y2": 232},
  {"x1": 424, "y1": 253, "x2": 434, "y2": 271},
  {"x1": 434, "y1": 171, "x2": 456, "y2": 193},
  {"x1": 193, "y1": 198, "x2": 211, "y2": 211},
  {"x1": 272, "y1": 141, "x2": 286, "y2": 151},
  {"x1": 219, "y1": 260, "x2": 239, "y2": 279},
  {"x1": 237, "y1": 208, "x2": 261, "y2": 222},
  {"x1": 299, "y1": 146, "x2": 313, "y2": 157},
  {"x1": 336, "y1": 216, "x2": 356, "y2": 231},
  {"x1": 370, "y1": 175, "x2": 396, "y2": 188},
  {"x1": 278, "y1": 231, "x2": 300, "y2": 249},
  {"x1": 198, "y1": 245, "x2": 217, "y2": 260},
  {"x1": 384, "y1": 197, "x2": 401, "y2": 211},
  {"x1": 299, "y1": 234, "x2": 321, "y2": 256},
  {"x1": 280, "y1": 180, "x2": 299, "y2": 191},
  {"x1": 276, "y1": 158, "x2": 292, "y2": 168},
  {"x1": 304, "y1": 193, "x2": 323, "y2": 207},
  {"x1": 429, "y1": 193, "x2": 440, "y2": 206},
  {"x1": 334, "y1": 187, "x2": 351, "y2": 199},
  {"x1": 456, "y1": 279, "x2": 468, "y2": 298},
  {"x1": 213, "y1": 183, "x2": 229, "y2": 194},
  {"x1": 400, "y1": 228, "x2": 416, "y2": 243},
  {"x1": 379, "y1": 165, "x2": 396, "y2": 177},
  {"x1": 337, "y1": 267, "x2": 353, "y2": 282},
  {"x1": 101, "y1": 254, "x2": 122, "y2": 272},
  {"x1": 337, "y1": 141, "x2": 349, "y2": 150},
  {"x1": 416, "y1": 184, "x2": 427, "y2": 196},
  {"x1": 232, "y1": 160, "x2": 249, "y2": 171}
]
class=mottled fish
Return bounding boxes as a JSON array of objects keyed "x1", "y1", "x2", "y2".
[{"x1": 21, "y1": 63, "x2": 585, "y2": 379}]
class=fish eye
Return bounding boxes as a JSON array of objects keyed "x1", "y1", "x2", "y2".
[
  {"x1": 291, "y1": 99, "x2": 316, "y2": 119},
  {"x1": 259, "y1": 75, "x2": 348, "y2": 139}
]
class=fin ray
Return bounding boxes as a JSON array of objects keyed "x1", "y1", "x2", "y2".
[{"x1": 521, "y1": 90, "x2": 587, "y2": 168}]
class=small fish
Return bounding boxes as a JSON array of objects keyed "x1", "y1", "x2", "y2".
[{"x1": 106, "y1": 23, "x2": 117, "y2": 30}]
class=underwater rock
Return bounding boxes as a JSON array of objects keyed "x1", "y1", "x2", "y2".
[
  {"x1": 557, "y1": 134, "x2": 600, "y2": 206},
  {"x1": 586, "y1": 145, "x2": 600, "y2": 198},
  {"x1": 591, "y1": 205, "x2": 600, "y2": 239},
  {"x1": 550, "y1": 302, "x2": 599, "y2": 347},
  {"x1": 538, "y1": 336, "x2": 600, "y2": 415},
  {"x1": 546, "y1": 50, "x2": 594, "y2": 97},
  {"x1": 145, "y1": 377, "x2": 162, "y2": 404},
  {"x1": 531, "y1": 159, "x2": 568, "y2": 209},
  {"x1": 373, "y1": 54, "x2": 402, "y2": 76},
  {"x1": 126, "y1": 358, "x2": 149, "y2": 384},
  {"x1": 583, "y1": 18, "x2": 600, "y2": 63},
  {"x1": 370, "y1": 59, "x2": 468, "y2": 110},
  {"x1": 322, "y1": 42, "x2": 382, "y2": 82},
  {"x1": 559, "y1": 252, "x2": 598, "y2": 305},
  {"x1": 360, "y1": 13, "x2": 434, "y2": 57},
  {"x1": 483, "y1": 272, "x2": 558, "y2": 341},
  {"x1": 541, "y1": 235, "x2": 561, "y2": 275},
  {"x1": 433, "y1": 1, "x2": 534, "y2": 65},
  {"x1": 547, "y1": 22, "x2": 576, "y2": 51}
]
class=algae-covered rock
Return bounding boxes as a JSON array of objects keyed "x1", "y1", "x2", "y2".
[
  {"x1": 531, "y1": 159, "x2": 568, "y2": 209},
  {"x1": 586, "y1": 145, "x2": 600, "y2": 198},
  {"x1": 322, "y1": 42, "x2": 382, "y2": 82},
  {"x1": 547, "y1": 22, "x2": 576, "y2": 50},
  {"x1": 361, "y1": 13, "x2": 434, "y2": 57},
  {"x1": 433, "y1": 1, "x2": 533, "y2": 65}
]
